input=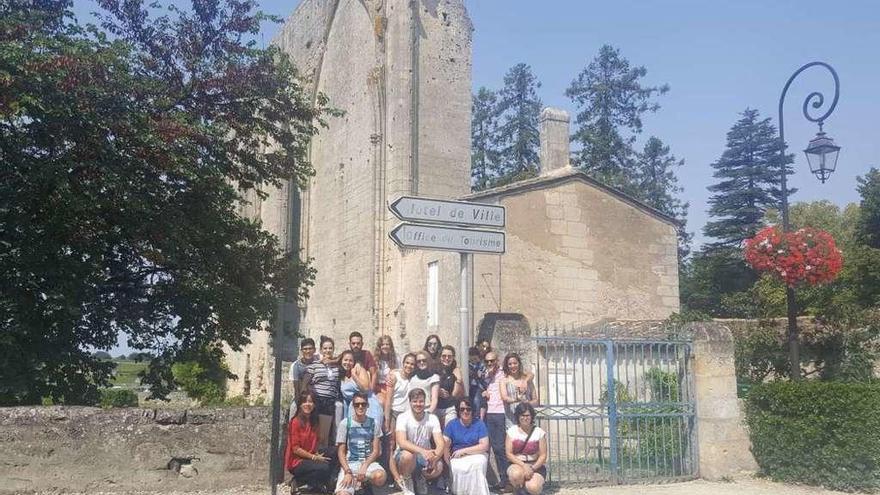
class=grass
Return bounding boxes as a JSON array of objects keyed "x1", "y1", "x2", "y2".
[{"x1": 111, "y1": 360, "x2": 148, "y2": 387}]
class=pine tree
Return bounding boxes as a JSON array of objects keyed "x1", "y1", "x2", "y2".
[
  {"x1": 494, "y1": 63, "x2": 542, "y2": 185},
  {"x1": 471, "y1": 87, "x2": 501, "y2": 191},
  {"x1": 704, "y1": 108, "x2": 793, "y2": 249},
  {"x1": 636, "y1": 137, "x2": 691, "y2": 259},
  {"x1": 856, "y1": 168, "x2": 880, "y2": 249},
  {"x1": 566, "y1": 45, "x2": 668, "y2": 193}
]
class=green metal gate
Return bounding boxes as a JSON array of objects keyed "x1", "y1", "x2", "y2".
[{"x1": 532, "y1": 327, "x2": 697, "y2": 485}]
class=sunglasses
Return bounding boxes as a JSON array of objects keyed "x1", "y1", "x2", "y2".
[
  {"x1": 459, "y1": 407, "x2": 472, "y2": 412},
  {"x1": 353, "y1": 402, "x2": 368, "y2": 408}
]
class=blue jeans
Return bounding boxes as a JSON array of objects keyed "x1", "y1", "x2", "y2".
[{"x1": 485, "y1": 412, "x2": 508, "y2": 485}]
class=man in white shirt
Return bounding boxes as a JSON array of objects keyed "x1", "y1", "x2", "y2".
[{"x1": 394, "y1": 388, "x2": 445, "y2": 495}]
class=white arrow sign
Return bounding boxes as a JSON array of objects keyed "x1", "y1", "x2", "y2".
[
  {"x1": 390, "y1": 196, "x2": 505, "y2": 228},
  {"x1": 389, "y1": 223, "x2": 505, "y2": 254}
]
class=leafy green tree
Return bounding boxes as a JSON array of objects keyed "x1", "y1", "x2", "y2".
[
  {"x1": 636, "y1": 136, "x2": 691, "y2": 259},
  {"x1": 856, "y1": 168, "x2": 880, "y2": 249},
  {"x1": 679, "y1": 247, "x2": 757, "y2": 317},
  {"x1": 566, "y1": 45, "x2": 668, "y2": 194},
  {"x1": 471, "y1": 87, "x2": 501, "y2": 191},
  {"x1": 494, "y1": 63, "x2": 542, "y2": 185},
  {"x1": 704, "y1": 108, "x2": 793, "y2": 249},
  {"x1": 0, "y1": 0, "x2": 325, "y2": 405}
]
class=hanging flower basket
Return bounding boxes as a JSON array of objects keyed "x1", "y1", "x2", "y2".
[{"x1": 743, "y1": 226, "x2": 843, "y2": 287}]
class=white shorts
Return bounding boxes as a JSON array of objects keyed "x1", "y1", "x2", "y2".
[
  {"x1": 437, "y1": 406, "x2": 457, "y2": 425},
  {"x1": 335, "y1": 461, "x2": 385, "y2": 494}
]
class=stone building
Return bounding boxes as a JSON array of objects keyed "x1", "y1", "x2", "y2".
[
  {"x1": 225, "y1": 0, "x2": 680, "y2": 399},
  {"x1": 468, "y1": 108, "x2": 680, "y2": 332}
]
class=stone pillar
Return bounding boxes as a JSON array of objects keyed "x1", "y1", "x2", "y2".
[
  {"x1": 539, "y1": 107, "x2": 570, "y2": 175},
  {"x1": 690, "y1": 322, "x2": 757, "y2": 479}
]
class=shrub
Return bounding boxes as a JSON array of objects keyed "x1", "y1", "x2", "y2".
[
  {"x1": 745, "y1": 381, "x2": 880, "y2": 491},
  {"x1": 223, "y1": 395, "x2": 249, "y2": 407},
  {"x1": 172, "y1": 360, "x2": 226, "y2": 405},
  {"x1": 100, "y1": 388, "x2": 139, "y2": 408}
]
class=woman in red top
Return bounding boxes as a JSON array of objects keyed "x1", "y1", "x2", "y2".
[{"x1": 286, "y1": 390, "x2": 338, "y2": 492}]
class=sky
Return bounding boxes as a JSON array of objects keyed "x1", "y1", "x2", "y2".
[{"x1": 70, "y1": 0, "x2": 880, "y2": 354}]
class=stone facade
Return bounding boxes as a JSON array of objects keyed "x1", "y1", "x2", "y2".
[
  {"x1": 465, "y1": 110, "x2": 680, "y2": 328},
  {"x1": 227, "y1": 0, "x2": 473, "y2": 397}
]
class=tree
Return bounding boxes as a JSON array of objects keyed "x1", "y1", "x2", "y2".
[
  {"x1": 0, "y1": 0, "x2": 326, "y2": 405},
  {"x1": 856, "y1": 168, "x2": 880, "y2": 249},
  {"x1": 636, "y1": 136, "x2": 691, "y2": 259},
  {"x1": 494, "y1": 63, "x2": 542, "y2": 185},
  {"x1": 566, "y1": 45, "x2": 668, "y2": 194},
  {"x1": 471, "y1": 87, "x2": 501, "y2": 191},
  {"x1": 703, "y1": 108, "x2": 793, "y2": 249}
]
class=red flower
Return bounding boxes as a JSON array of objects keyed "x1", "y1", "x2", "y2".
[{"x1": 744, "y1": 226, "x2": 843, "y2": 287}]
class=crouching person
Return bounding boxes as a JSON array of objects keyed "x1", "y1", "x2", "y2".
[
  {"x1": 286, "y1": 390, "x2": 338, "y2": 494},
  {"x1": 443, "y1": 397, "x2": 490, "y2": 495},
  {"x1": 336, "y1": 392, "x2": 386, "y2": 495},
  {"x1": 505, "y1": 403, "x2": 547, "y2": 495},
  {"x1": 394, "y1": 388, "x2": 444, "y2": 495}
]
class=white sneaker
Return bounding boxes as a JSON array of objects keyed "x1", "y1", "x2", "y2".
[{"x1": 399, "y1": 477, "x2": 415, "y2": 495}]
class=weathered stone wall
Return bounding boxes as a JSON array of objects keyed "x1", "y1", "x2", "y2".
[
  {"x1": 225, "y1": 0, "x2": 473, "y2": 395},
  {"x1": 689, "y1": 322, "x2": 758, "y2": 479},
  {"x1": 471, "y1": 176, "x2": 680, "y2": 327},
  {"x1": 0, "y1": 406, "x2": 271, "y2": 494}
]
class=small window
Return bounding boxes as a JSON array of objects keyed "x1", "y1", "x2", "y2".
[{"x1": 426, "y1": 261, "x2": 439, "y2": 326}]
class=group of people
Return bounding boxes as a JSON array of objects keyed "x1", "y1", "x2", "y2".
[{"x1": 284, "y1": 333, "x2": 548, "y2": 495}]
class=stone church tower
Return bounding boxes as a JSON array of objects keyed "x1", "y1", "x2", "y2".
[{"x1": 226, "y1": 0, "x2": 473, "y2": 398}]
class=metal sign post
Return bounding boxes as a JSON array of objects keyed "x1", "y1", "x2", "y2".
[{"x1": 389, "y1": 195, "x2": 506, "y2": 399}]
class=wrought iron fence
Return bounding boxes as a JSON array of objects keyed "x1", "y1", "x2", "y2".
[{"x1": 531, "y1": 323, "x2": 697, "y2": 485}]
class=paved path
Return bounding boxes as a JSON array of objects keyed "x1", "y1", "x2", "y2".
[{"x1": 48, "y1": 477, "x2": 850, "y2": 495}]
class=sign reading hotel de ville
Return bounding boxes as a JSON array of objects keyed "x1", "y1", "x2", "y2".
[
  {"x1": 390, "y1": 196, "x2": 505, "y2": 228},
  {"x1": 389, "y1": 223, "x2": 506, "y2": 254}
]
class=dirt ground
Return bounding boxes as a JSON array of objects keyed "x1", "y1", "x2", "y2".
[{"x1": 38, "y1": 477, "x2": 852, "y2": 495}]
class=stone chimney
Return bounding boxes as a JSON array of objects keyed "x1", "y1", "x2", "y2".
[{"x1": 539, "y1": 107, "x2": 571, "y2": 175}]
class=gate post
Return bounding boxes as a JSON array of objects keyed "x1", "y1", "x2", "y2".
[
  {"x1": 604, "y1": 340, "x2": 618, "y2": 483},
  {"x1": 690, "y1": 322, "x2": 757, "y2": 479}
]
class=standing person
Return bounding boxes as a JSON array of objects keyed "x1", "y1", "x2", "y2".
[
  {"x1": 499, "y1": 353, "x2": 538, "y2": 426},
  {"x1": 393, "y1": 388, "x2": 445, "y2": 495},
  {"x1": 286, "y1": 390, "x2": 338, "y2": 494},
  {"x1": 468, "y1": 347, "x2": 486, "y2": 419},
  {"x1": 350, "y1": 331, "x2": 379, "y2": 392},
  {"x1": 443, "y1": 397, "x2": 490, "y2": 495},
  {"x1": 374, "y1": 335, "x2": 399, "y2": 399},
  {"x1": 423, "y1": 335, "x2": 442, "y2": 372},
  {"x1": 374, "y1": 335, "x2": 400, "y2": 480},
  {"x1": 504, "y1": 403, "x2": 547, "y2": 495},
  {"x1": 304, "y1": 336, "x2": 341, "y2": 446},
  {"x1": 289, "y1": 338, "x2": 318, "y2": 418},
  {"x1": 477, "y1": 338, "x2": 492, "y2": 360},
  {"x1": 410, "y1": 351, "x2": 440, "y2": 415},
  {"x1": 338, "y1": 350, "x2": 383, "y2": 422},
  {"x1": 436, "y1": 345, "x2": 464, "y2": 427},
  {"x1": 385, "y1": 353, "x2": 417, "y2": 486},
  {"x1": 482, "y1": 351, "x2": 510, "y2": 492},
  {"x1": 335, "y1": 392, "x2": 386, "y2": 495}
]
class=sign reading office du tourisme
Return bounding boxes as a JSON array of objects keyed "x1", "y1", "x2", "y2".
[{"x1": 388, "y1": 196, "x2": 506, "y2": 255}]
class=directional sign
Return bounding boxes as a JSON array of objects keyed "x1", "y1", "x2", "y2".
[
  {"x1": 390, "y1": 196, "x2": 505, "y2": 228},
  {"x1": 389, "y1": 223, "x2": 505, "y2": 254}
]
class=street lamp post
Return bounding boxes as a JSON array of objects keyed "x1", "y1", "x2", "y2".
[{"x1": 777, "y1": 62, "x2": 841, "y2": 380}]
